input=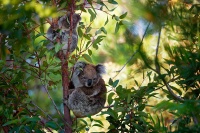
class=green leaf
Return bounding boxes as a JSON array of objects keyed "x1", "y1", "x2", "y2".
[
  {"x1": 121, "y1": 20, "x2": 131, "y2": 26},
  {"x1": 134, "y1": 80, "x2": 139, "y2": 86},
  {"x1": 93, "y1": 43, "x2": 99, "y2": 49},
  {"x1": 24, "y1": 116, "x2": 40, "y2": 123},
  {"x1": 95, "y1": 29, "x2": 102, "y2": 35},
  {"x1": 93, "y1": 35, "x2": 105, "y2": 47},
  {"x1": 108, "y1": 0, "x2": 118, "y2": 4},
  {"x1": 108, "y1": 92, "x2": 115, "y2": 105},
  {"x1": 116, "y1": 85, "x2": 123, "y2": 95},
  {"x1": 119, "y1": 12, "x2": 127, "y2": 19},
  {"x1": 46, "y1": 121, "x2": 58, "y2": 130},
  {"x1": 78, "y1": 27, "x2": 83, "y2": 37},
  {"x1": 88, "y1": 9, "x2": 96, "y2": 22},
  {"x1": 115, "y1": 22, "x2": 119, "y2": 33},
  {"x1": 114, "y1": 15, "x2": 119, "y2": 21},
  {"x1": 138, "y1": 111, "x2": 148, "y2": 118},
  {"x1": 55, "y1": 43, "x2": 63, "y2": 53},
  {"x1": 83, "y1": 34, "x2": 91, "y2": 40},
  {"x1": 127, "y1": 93, "x2": 131, "y2": 103},
  {"x1": 35, "y1": 33, "x2": 45, "y2": 39},
  {"x1": 112, "y1": 79, "x2": 119, "y2": 87},
  {"x1": 93, "y1": 119, "x2": 103, "y2": 126},
  {"x1": 86, "y1": 27, "x2": 92, "y2": 33},
  {"x1": 3, "y1": 119, "x2": 20, "y2": 126},
  {"x1": 138, "y1": 104, "x2": 145, "y2": 111},
  {"x1": 100, "y1": 27, "x2": 107, "y2": 34},
  {"x1": 108, "y1": 78, "x2": 113, "y2": 85},
  {"x1": 82, "y1": 54, "x2": 93, "y2": 63},
  {"x1": 79, "y1": 119, "x2": 88, "y2": 126},
  {"x1": 48, "y1": 73, "x2": 61, "y2": 82},
  {"x1": 104, "y1": 108, "x2": 118, "y2": 119},
  {"x1": 104, "y1": 16, "x2": 109, "y2": 26},
  {"x1": 88, "y1": 49, "x2": 92, "y2": 55},
  {"x1": 169, "y1": 85, "x2": 182, "y2": 95},
  {"x1": 92, "y1": 124, "x2": 103, "y2": 128}
]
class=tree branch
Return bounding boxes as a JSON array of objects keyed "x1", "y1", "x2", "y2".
[
  {"x1": 154, "y1": 25, "x2": 184, "y2": 102},
  {"x1": 30, "y1": 101, "x2": 63, "y2": 130},
  {"x1": 114, "y1": 22, "x2": 151, "y2": 78}
]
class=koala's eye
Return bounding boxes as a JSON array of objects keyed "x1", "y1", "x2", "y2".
[{"x1": 93, "y1": 78, "x2": 97, "y2": 81}]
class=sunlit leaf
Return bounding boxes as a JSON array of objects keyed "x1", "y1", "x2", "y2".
[
  {"x1": 119, "y1": 12, "x2": 127, "y2": 19},
  {"x1": 78, "y1": 27, "x2": 83, "y2": 37},
  {"x1": 108, "y1": 0, "x2": 118, "y2": 5},
  {"x1": 82, "y1": 54, "x2": 93, "y2": 63},
  {"x1": 88, "y1": 9, "x2": 96, "y2": 22},
  {"x1": 88, "y1": 49, "x2": 92, "y2": 55},
  {"x1": 104, "y1": 16, "x2": 109, "y2": 25},
  {"x1": 108, "y1": 92, "x2": 115, "y2": 105},
  {"x1": 115, "y1": 22, "x2": 119, "y2": 33}
]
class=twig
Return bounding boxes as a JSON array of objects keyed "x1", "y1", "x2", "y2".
[
  {"x1": 192, "y1": 112, "x2": 198, "y2": 125},
  {"x1": 30, "y1": 101, "x2": 63, "y2": 130},
  {"x1": 162, "y1": 79, "x2": 184, "y2": 102},
  {"x1": 113, "y1": 22, "x2": 151, "y2": 78},
  {"x1": 104, "y1": 105, "x2": 114, "y2": 108},
  {"x1": 155, "y1": 26, "x2": 161, "y2": 73},
  {"x1": 152, "y1": 25, "x2": 184, "y2": 102},
  {"x1": 39, "y1": 80, "x2": 72, "y2": 127}
]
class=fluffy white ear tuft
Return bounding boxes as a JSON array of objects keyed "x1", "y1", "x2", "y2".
[{"x1": 96, "y1": 64, "x2": 106, "y2": 75}]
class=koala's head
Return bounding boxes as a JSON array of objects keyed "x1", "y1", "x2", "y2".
[
  {"x1": 73, "y1": 62, "x2": 105, "y2": 88},
  {"x1": 58, "y1": 13, "x2": 81, "y2": 30}
]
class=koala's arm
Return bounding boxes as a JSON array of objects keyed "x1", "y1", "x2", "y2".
[{"x1": 89, "y1": 78, "x2": 107, "y2": 98}]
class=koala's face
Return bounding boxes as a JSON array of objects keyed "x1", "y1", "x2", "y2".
[
  {"x1": 74, "y1": 62, "x2": 105, "y2": 88},
  {"x1": 79, "y1": 65, "x2": 100, "y2": 87}
]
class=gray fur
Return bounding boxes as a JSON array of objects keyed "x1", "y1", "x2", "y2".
[
  {"x1": 96, "y1": 64, "x2": 106, "y2": 75},
  {"x1": 67, "y1": 62, "x2": 107, "y2": 118},
  {"x1": 46, "y1": 13, "x2": 81, "y2": 54}
]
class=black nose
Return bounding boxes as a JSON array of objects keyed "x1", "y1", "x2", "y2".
[{"x1": 87, "y1": 79, "x2": 92, "y2": 87}]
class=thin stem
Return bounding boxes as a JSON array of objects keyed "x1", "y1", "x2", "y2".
[
  {"x1": 155, "y1": 26, "x2": 162, "y2": 73},
  {"x1": 114, "y1": 22, "x2": 151, "y2": 78},
  {"x1": 153, "y1": 25, "x2": 184, "y2": 102},
  {"x1": 39, "y1": 80, "x2": 72, "y2": 127},
  {"x1": 30, "y1": 102, "x2": 62, "y2": 131}
]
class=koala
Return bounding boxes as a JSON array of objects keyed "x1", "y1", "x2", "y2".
[
  {"x1": 65, "y1": 61, "x2": 107, "y2": 118},
  {"x1": 71, "y1": 61, "x2": 106, "y2": 88},
  {"x1": 46, "y1": 23, "x2": 59, "y2": 50},
  {"x1": 46, "y1": 13, "x2": 81, "y2": 54}
]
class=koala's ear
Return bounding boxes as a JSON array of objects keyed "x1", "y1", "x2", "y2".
[
  {"x1": 96, "y1": 64, "x2": 106, "y2": 75},
  {"x1": 74, "y1": 61, "x2": 87, "y2": 75}
]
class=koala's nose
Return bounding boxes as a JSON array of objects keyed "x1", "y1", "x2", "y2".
[{"x1": 87, "y1": 79, "x2": 93, "y2": 87}]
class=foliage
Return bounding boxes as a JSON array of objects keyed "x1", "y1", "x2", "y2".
[{"x1": 0, "y1": 0, "x2": 200, "y2": 132}]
